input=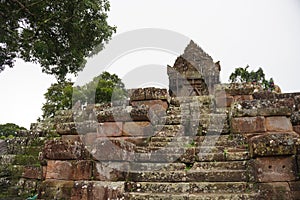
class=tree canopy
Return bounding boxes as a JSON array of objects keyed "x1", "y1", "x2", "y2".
[
  {"x1": 0, "y1": 123, "x2": 27, "y2": 137},
  {"x1": 0, "y1": 0, "x2": 116, "y2": 80},
  {"x1": 229, "y1": 66, "x2": 275, "y2": 91},
  {"x1": 42, "y1": 71, "x2": 127, "y2": 118}
]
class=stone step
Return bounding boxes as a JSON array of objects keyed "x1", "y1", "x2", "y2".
[
  {"x1": 133, "y1": 150, "x2": 249, "y2": 163},
  {"x1": 125, "y1": 182, "x2": 256, "y2": 194},
  {"x1": 127, "y1": 170, "x2": 248, "y2": 182},
  {"x1": 129, "y1": 162, "x2": 186, "y2": 171},
  {"x1": 192, "y1": 161, "x2": 248, "y2": 171},
  {"x1": 150, "y1": 134, "x2": 248, "y2": 147},
  {"x1": 126, "y1": 192, "x2": 259, "y2": 200}
]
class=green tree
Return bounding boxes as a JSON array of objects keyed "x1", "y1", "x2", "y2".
[
  {"x1": 0, "y1": 0, "x2": 116, "y2": 80},
  {"x1": 42, "y1": 72, "x2": 126, "y2": 118},
  {"x1": 0, "y1": 123, "x2": 27, "y2": 137},
  {"x1": 229, "y1": 66, "x2": 275, "y2": 90}
]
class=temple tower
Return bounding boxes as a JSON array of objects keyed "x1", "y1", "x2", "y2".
[{"x1": 168, "y1": 40, "x2": 220, "y2": 96}]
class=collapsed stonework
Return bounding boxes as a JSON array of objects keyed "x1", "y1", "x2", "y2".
[{"x1": 1, "y1": 42, "x2": 300, "y2": 200}]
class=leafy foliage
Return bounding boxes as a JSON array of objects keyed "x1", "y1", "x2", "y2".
[
  {"x1": 0, "y1": 0, "x2": 116, "y2": 80},
  {"x1": 42, "y1": 72, "x2": 126, "y2": 118},
  {"x1": 0, "y1": 123, "x2": 27, "y2": 137},
  {"x1": 229, "y1": 66, "x2": 275, "y2": 90}
]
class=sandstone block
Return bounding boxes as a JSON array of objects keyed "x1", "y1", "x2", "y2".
[
  {"x1": 71, "y1": 181, "x2": 125, "y2": 200},
  {"x1": 38, "y1": 180, "x2": 74, "y2": 199},
  {"x1": 293, "y1": 125, "x2": 300, "y2": 134},
  {"x1": 128, "y1": 88, "x2": 145, "y2": 101},
  {"x1": 266, "y1": 116, "x2": 293, "y2": 132},
  {"x1": 144, "y1": 87, "x2": 168, "y2": 100},
  {"x1": 89, "y1": 138, "x2": 134, "y2": 161},
  {"x1": 46, "y1": 160, "x2": 93, "y2": 180},
  {"x1": 42, "y1": 140, "x2": 89, "y2": 160},
  {"x1": 131, "y1": 100, "x2": 168, "y2": 110},
  {"x1": 231, "y1": 116, "x2": 266, "y2": 134},
  {"x1": 231, "y1": 99, "x2": 293, "y2": 117},
  {"x1": 93, "y1": 162, "x2": 127, "y2": 181},
  {"x1": 123, "y1": 122, "x2": 154, "y2": 137},
  {"x1": 251, "y1": 156, "x2": 297, "y2": 182},
  {"x1": 97, "y1": 106, "x2": 131, "y2": 122},
  {"x1": 22, "y1": 166, "x2": 42, "y2": 179},
  {"x1": 97, "y1": 122, "x2": 123, "y2": 137},
  {"x1": 249, "y1": 132, "x2": 298, "y2": 157},
  {"x1": 216, "y1": 95, "x2": 234, "y2": 108},
  {"x1": 258, "y1": 182, "x2": 291, "y2": 200}
]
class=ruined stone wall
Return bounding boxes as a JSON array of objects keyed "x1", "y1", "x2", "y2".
[
  {"x1": 0, "y1": 123, "x2": 54, "y2": 199},
  {"x1": 2, "y1": 85, "x2": 300, "y2": 200},
  {"x1": 215, "y1": 83, "x2": 300, "y2": 199}
]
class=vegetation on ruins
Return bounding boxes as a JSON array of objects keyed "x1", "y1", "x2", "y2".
[
  {"x1": 0, "y1": 0, "x2": 116, "y2": 81},
  {"x1": 0, "y1": 123, "x2": 27, "y2": 138},
  {"x1": 42, "y1": 71, "x2": 126, "y2": 118},
  {"x1": 229, "y1": 66, "x2": 275, "y2": 91}
]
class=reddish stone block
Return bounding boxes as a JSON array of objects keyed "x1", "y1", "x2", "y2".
[
  {"x1": 97, "y1": 122, "x2": 123, "y2": 137},
  {"x1": 42, "y1": 140, "x2": 89, "y2": 160},
  {"x1": 123, "y1": 122, "x2": 154, "y2": 137},
  {"x1": 293, "y1": 125, "x2": 300, "y2": 134},
  {"x1": 89, "y1": 138, "x2": 134, "y2": 161},
  {"x1": 216, "y1": 95, "x2": 234, "y2": 108},
  {"x1": 233, "y1": 95, "x2": 253, "y2": 101},
  {"x1": 252, "y1": 156, "x2": 297, "y2": 182},
  {"x1": 266, "y1": 116, "x2": 293, "y2": 132},
  {"x1": 22, "y1": 166, "x2": 42, "y2": 179},
  {"x1": 231, "y1": 116, "x2": 266, "y2": 134},
  {"x1": 131, "y1": 100, "x2": 168, "y2": 110},
  {"x1": 46, "y1": 160, "x2": 73, "y2": 180},
  {"x1": 46, "y1": 160, "x2": 92, "y2": 180}
]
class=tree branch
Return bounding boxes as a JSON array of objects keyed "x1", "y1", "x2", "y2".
[{"x1": 10, "y1": 0, "x2": 35, "y2": 16}]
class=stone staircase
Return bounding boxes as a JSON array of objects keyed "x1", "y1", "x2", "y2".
[{"x1": 121, "y1": 96, "x2": 259, "y2": 199}]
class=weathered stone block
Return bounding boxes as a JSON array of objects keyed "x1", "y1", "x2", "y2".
[
  {"x1": 93, "y1": 162, "x2": 127, "y2": 181},
  {"x1": 144, "y1": 87, "x2": 168, "y2": 100},
  {"x1": 233, "y1": 95, "x2": 254, "y2": 102},
  {"x1": 71, "y1": 181, "x2": 125, "y2": 200},
  {"x1": 131, "y1": 100, "x2": 168, "y2": 110},
  {"x1": 249, "y1": 132, "x2": 298, "y2": 157},
  {"x1": 123, "y1": 122, "x2": 154, "y2": 137},
  {"x1": 258, "y1": 182, "x2": 291, "y2": 200},
  {"x1": 291, "y1": 111, "x2": 300, "y2": 125},
  {"x1": 231, "y1": 99, "x2": 293, "y2": 117},
  {"x1": 38, "y1": 180, "x2": 74, "y2": 199},
  {"x1": 46, "y1": 160, "x2": 93, "y2": 180},
  {"x1": 22, "y1": 166, "x2": 42, "y2": 179},
  {"x1": 98, "y1": 122, "x2": 123, "y2": 137},
  {"x1": 97, "y1": 106, "x2": 131, "y2": 122},
  {"x1": 265, "y1": 116, "x2": 293, "y2": 132},
  {"x1": 293, "y1": 125, "x2": 300, "y2": 134},
  {"x1": 55, "y1": 122, "x2": 78, "y2": 135},
  {"x1": 42, "y1": 140, "x2": 89, "y2": 160},
  {"x1": 216, "y1": 95, "x2": 234, "y2": 108},
  {"x1": 231, "y1": 116, "x2": 266, "y2": 134},
  {"x1": 251, "y1": 156, "x2": 297, "y2": 182},
  {"x1": 289, "y1": 181, "x2": 300, "y2": 200},
  {"x1": 89, "y1": 138, "x2": 134, "y2": 161},
  {"x1": 215, "y1": 83, "x2": 260, "y2": 95},
  {"x1": 128, "y1": 88, "x2": 145, "y2": 101},
  {"x1": 130, "y1": 105, "x2": 150, "y2": 121}
]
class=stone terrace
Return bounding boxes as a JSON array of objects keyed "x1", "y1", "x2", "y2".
[{"x1": 38, "y1": 85, "x2": 300, "y2": 200}]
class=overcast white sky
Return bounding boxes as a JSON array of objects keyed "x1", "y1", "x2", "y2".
[{"x1": 0, "y1": 0, "x2": 300, "y2": 129}]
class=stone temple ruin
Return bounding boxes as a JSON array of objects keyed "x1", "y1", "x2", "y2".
[
  {"x1": 168, "y1": 40, "x2": 220, "y2": 97},
  {"x1": 0, "y1": 41, "x2": 300, "y2": 200}
]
